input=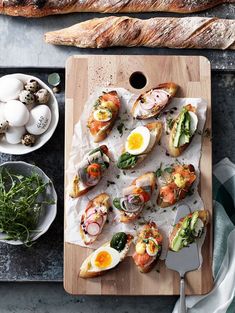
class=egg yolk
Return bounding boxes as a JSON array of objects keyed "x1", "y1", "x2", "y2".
[
  {"x1": 127, "y1": 133, "x2": 144, "y2": 150},
  {"x1": 148, "y1": 240, "x2": 157, "y2": 254},
  {"x1": 95, "y1": 251, "x2": 112, "y2": 269}
]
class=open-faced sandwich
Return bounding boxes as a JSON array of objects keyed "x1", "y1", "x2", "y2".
[
  {"x1": 69, "y1": 145, "x2": 110, "y2": 198},
  {"x1": 87, "y1": 90, "x2": 121, "y2": 142},
  {"x1": 133, "y1": 222, "x2": 162, "y2": 273},
  {"x1": 117, "y1": 122, "x2": 162, "y2": 170},
  {"x1": 80, "y1": 193, "x2": 110, "y2": 245},
  {"x1": 169, "y1": 210, "x2": 209, "y2": 252},
  {"x1": 113, "y1": 172, "x2": 156, "y2": 223},
  {"x1": 79, "y1": 232, "x2": 133, "y2": 278},
  {"x1": 131, "y1": 82, "x2": 178, "y2": 119},
  {"x1": 157, "y1": 163, "x2": 196, "y2": 208},
  {"x1": 168, "y1": 104, "x2": 198, "y2": 157}
]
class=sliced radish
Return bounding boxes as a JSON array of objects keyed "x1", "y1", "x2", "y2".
[
  {"x1": 86, "y1": 222, "x2": 101, "y2": 236},
  {"x1": 86, "y1": 208, "x2": 96, "y2": 219},
  {"x1": 87, "y1": 214, "x2": 104, "y2": 226}
]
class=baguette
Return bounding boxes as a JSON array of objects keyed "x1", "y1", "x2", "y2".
[
  {"x1": 88, "y1": 90, "x2": 121, "y2": 143},
  {"x1": 113, "y1": 172, "x2": 156, "y2": 223},
  {"x1": 169, "y1": 210, "x2": 209, "y2": 252},
  {"x1": 132, "y1": 222, "x2": 162, "y2": 273},
  {"x1": 79, "y1": 232, "x2": 133, "y2": 278},
  {"x1": 45, "y1": 16, "x2": 235, "y2": 50},
  {"x1": 168, "y1": 104, "x2": 198, "y2": 157},
  {"x1": 131, "y1": 83, "x2": 178, "y2": 120},
  {"x1": 117, "y1": 122, "x2": 162, "y2": 170},
  {"x1": 80, "y1": 193, "x2": 110, "y2": 245},
  {"x1": 1, "y1": 1, "x2": 234, "y2": 17}
]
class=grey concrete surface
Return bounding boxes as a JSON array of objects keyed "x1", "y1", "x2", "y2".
[{"x1": 0, "y1": 3, "x2": 234, "y2": 313}]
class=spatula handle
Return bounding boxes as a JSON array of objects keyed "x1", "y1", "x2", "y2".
[{"x1": 180, "y1": 276, "x2": 186, "y2": 313}]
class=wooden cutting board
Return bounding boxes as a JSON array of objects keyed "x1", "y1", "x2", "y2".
[{"x1": 64, "y1": 55, "x2": 212, "y2": 296}]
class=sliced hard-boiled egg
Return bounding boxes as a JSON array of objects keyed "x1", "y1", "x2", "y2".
[
  {"x1": 93, "y1": 108, "x2": 112, "y2": 122},
  {"x1": 146, "y1": 238, "x2": 159, "y2": 256},
  {"x1": 90, "y1": 246, "x2": 120, "y2": 272},
  {"x1": 189, "y1": 111, "x2": 198, "y2": 135},
  {"x1": 125, "y1": 126, "x2": 150, "y2": 155}
]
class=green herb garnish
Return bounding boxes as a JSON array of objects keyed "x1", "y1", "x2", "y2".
[
  {"x1": 117, "y1": 152, "x2": 138, "y2": 169},
  {"x1": 0, "y1": 169, "x2": 54, "y2": 246}
]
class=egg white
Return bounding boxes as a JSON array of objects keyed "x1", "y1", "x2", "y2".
[
  {"x1": 89, "y1": 246, "x2": 120, "y2": 272},
  {"x1": 146, "y1": 238, "x2": 159, "y2": 256}
]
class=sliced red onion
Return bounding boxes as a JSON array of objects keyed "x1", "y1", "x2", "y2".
[
  {"x1": 127, "y1": 194, "x2": 144, "y2": 205},
  {"x1": 86, "y1": 222, "x2": 101, "y2": 236},
  {"x1": 86, "y1": 208, "x2": 96, "y2": 219},
  {"x1": 120, "y1": 197, "x2": 143, "y2": 213},
  {"x1": 85, "y1": 173, "x2": 101, "y2": 187}
]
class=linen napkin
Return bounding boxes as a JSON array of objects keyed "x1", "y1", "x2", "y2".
[{"x1": 173, "y1": 158, "x2": 235, "y2": 313}]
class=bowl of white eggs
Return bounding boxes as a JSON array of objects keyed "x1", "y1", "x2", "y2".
[{"x1": 0, "y1": 73, "x2": 59, "y2": 155}]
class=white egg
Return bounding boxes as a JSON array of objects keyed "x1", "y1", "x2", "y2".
[
  {"x1": 90, "y1": 246, "x2": 120, "y2": 272},
  {"x1": 189, "y1": 111, "x2": 198, "y2": 135},
  {"x1": 26, "y1": 105, "x2": 51, "y2": 135},
  {"x1": 0, "y1": 77, "x2": 24, "y2": 102},
  {"x1": 5, "y1": 126, "x2": 25, "y2": 144},
  {"x1": 125, "y1": 126, "x2": 150, "y2": 155},
  {"x1": 4, "y1": 100, "x2": 29, "y2": 127}
]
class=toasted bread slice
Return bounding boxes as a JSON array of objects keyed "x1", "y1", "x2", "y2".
[
  {"x1": 133, "y1": 222, "x2": 163, "y2": 273},
  {"x1": 80, "y1": 193, "x2": 110, "y2": 245},
  {"x1": 69, "y1": 145, "x2": 110, "y2": 198},
  {"x1": 169, "y1": 210, "x2": 209, "y2": 252},
  {"x1": 117, "y1": 121, "x2": 162, "y2": 170},
  {"x1": 168, "y1": 104, "x2": 197, "y2": 157},
  {"x1": 87, "y1": 90, "x2": 121, "y2": 142},
  {"x1": 131, "y1": 82, "x2": 178, "y2": 119},
  {"x1": 79, "y1": 233, "x2": 133, "y2": 278},
  {"x1": 157, "y1": 164, "x2": 196, "y2": 208},
  {"x1": 119, "y1": 172, "x2": 156, "y2": 223}
]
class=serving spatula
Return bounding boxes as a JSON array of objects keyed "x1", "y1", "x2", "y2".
[{"x1": 165, "y1": 204, "x2": 200, "y2": 313}]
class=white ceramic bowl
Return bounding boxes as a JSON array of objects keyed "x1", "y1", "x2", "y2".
[
  {"x1": 0, "y1": 73, "x2": 59, "y2": 155},
  {"x1": 0, "y1": 161, "x2": 57, "y2": 245}
]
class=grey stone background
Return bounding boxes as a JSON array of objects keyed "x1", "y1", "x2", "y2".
[{"x1": 0, "y1": 2, "x2": 234, "y2": 313}]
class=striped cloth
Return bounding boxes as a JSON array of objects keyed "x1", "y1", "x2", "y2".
[{"x1": 173, "y1": 158, "x2": 235, "y2": 313}]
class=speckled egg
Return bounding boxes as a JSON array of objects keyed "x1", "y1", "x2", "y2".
[
  {"x1": 5, "y1": 126, "x2": 25, "y2": 144},
  {"x1": 0, "y1": 77, "x2": 24, "y2": 102},
  {"x1": 26, "y1": 105, "x2": 51, "y2": 135},
  {"x1": 22, "y1": 133, "x2": 36, "y2": 146},
  {"x1": 4, "y1": 100, "x2": 29, "y2": 127},
  {"x1": 25, "y1": 79, "x2": 39, "y2": 93},
  {"x1": 35, "y1": 89, "x2": 50, "y2": 104},
  {"x1": 19, "y1": 90, "x2": 35, "y2": 106}
]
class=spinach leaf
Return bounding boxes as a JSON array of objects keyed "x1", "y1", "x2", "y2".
[
  {"x1": 113, "y1": 198, "x2": 122, "y2": 210},
  {"x1": 117, "y1": 152, "x2": 138, "y2": 169}
]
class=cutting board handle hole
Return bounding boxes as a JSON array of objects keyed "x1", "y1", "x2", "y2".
[{"x1": 129, "y1": 72, "x2": 147, "y2": 89}]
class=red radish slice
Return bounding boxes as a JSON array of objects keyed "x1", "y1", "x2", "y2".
[
  {"x1": 86, "y1": 214, "x2": 104, "y2": 226},
  {"x1": 86, "y1": 208, "x2": 96, "y2": 218},
  {"x1": 86, "y1": 222, "x2": 100, "y2": 236}
]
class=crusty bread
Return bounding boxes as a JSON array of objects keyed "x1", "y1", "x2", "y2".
[
  {"x1": 169, "y1": 210, "x2": 209, "y2": 250},
  {"x1": 80, "y1": 193, "x2": 110, "y2": 245},
  {"x1": 3, "y1": 1, "x2": 233, "y2": 17},
  {"x1": 118, "y1": 121, "x2": 162, "y2": 170},
  {"x1": 168, "y1": 104, "x2": 197, "y2": 157},
  {"x1": 79, "y1": 234, "x2": 133, "y2": 278},
  {"x1": 45, "y1": 16, "x2": 235, "y2": 50},
  {"x1": 131, "y1": 83, "x2": 178, "y2": 119},
  {"x1": 87, "y1": 90, "x2": 120, "y2": 143},
  {"x1": 69, "y1": 174, "x2": 92, "y2": 198},
  {"x1": 120, "y1": 172, "x2": 156, "y2": 223}
]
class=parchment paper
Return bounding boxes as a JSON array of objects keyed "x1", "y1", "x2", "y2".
[{"x1": 65, "y1": 87, "x2": 207, "y2": 259}]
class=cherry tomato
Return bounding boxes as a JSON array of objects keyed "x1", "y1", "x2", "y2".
[{"x1": 87, "y1": 163, "x2": 101, "y2": 178}]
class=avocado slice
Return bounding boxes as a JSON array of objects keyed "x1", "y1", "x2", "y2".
[
  {"x1": 173, "y1": 109, "x2": 192, "y2": 147},
  {"x1": 171, "y1": 229, "x2": 184, "y2": 252},
  {"x1": 190, "y1": 211, "x2": 199, "y2": 230},
  {"x1": 173, "y1": 110, "x2": 186, "y2": 148}
]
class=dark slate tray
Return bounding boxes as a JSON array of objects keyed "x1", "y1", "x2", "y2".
[
  {"x1": 0, "y1": 67, "x2": 234, "y2": 281},
  {"x1": 0, "y1": 68, "x2": 64, "y2": 281}
]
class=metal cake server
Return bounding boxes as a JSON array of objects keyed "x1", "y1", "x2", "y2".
[{"x1": 165, "y1": 204, "x2": 200, "y2": 313}]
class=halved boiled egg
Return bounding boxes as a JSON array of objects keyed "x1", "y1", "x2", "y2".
[
  {"x1": 93, "y1": 108, "x2": 112, "y2": 122},
  {"x1": 146, "y1": 238, "x2": 160, "y2": 256},
  {"x1": 125, "y1": 126, "x2": 150, "y2": 155},
  {"x1": 189, "y1": 111, "x2": 198, "y2": 135},
  {"x1": 90, "y1": 246, "x2": 120, "y2": 272}
]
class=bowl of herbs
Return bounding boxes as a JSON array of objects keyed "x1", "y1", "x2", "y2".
[{"x1": 0, "y1": 161, "x2": 57, "y2": 246}]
